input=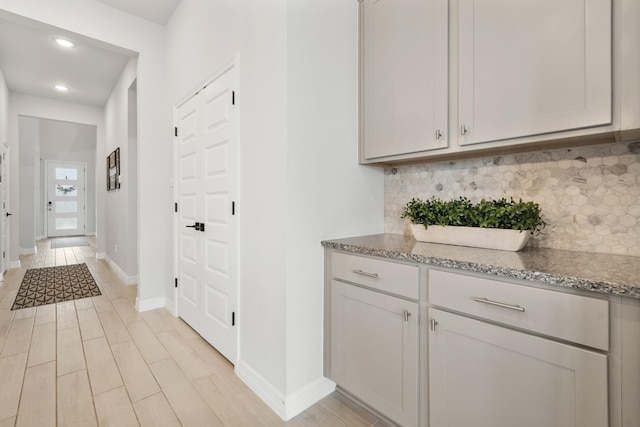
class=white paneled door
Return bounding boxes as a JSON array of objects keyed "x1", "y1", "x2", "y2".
[
  {"x1": 46, "y1": 161, "x2": 86, "y2": 237},
  {"x1": 176, "y1": 62, "x2": 238, "y2": 364}
]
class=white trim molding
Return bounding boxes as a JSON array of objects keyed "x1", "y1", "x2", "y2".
[
  {"x1": 9, "y1": 260, "x2": 21, "y2": 269},
  {"x1": 135, "y1": 296, "x2": 166, "y2": 312},
  {"x1": 95, "y1": 252, "x2": 105, "y2": 260},
  {"x1": 236, "y1": 359, "x2": 336, "y2": 421},
  {"x1": 102, "y1": 254, "x2": 137, "y2": 285},
  {"x1": 283, "y1": 377, "x2": 336, "y2": 420}
]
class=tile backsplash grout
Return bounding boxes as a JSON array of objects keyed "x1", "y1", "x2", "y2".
[{"x1": 384, "y1": 141, "x2": 640, "y2": 256}]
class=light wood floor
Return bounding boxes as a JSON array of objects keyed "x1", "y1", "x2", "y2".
[{"x1": 0, "y1": 237, "x2": 388, "y2": 427}]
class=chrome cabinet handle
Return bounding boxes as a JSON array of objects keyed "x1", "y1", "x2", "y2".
[
  {"x1": 473, "y1": 297, "x2": 525, "y2": 312},
  {"x1": 460, "y1": 125, "x2": 468, "y2": 135},
  {"x1": 352, "y1": 269, "x2": 378, "y2": 279},
  {"x1": 435, "y1": 129, "x2": 442, "y2": 140},
  {"x1": 403, "y1": 310, "x2": 412, "y2": 322}
]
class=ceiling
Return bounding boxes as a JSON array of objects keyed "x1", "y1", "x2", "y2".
[
  {"x1": 0, "y1": 0, "x2": 182, "y2": 108},
  {"x1": 97, "y1": 0, "x2": 182, "y2": 25}
]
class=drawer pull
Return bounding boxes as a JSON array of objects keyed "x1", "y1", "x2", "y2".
[
  {"x1": 352, "y1": 269, "x2": 379, "y2": 279},
  {"x1": 403, "y1": 310, "x2": 412, "y2": 322},
  {"x1": 473, "y1": 297, "x2": 525, "y2": 312}
]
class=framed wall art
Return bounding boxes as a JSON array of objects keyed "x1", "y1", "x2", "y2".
[{"x1": 106, "y1": 148, "x2": 121, "y2": 191}]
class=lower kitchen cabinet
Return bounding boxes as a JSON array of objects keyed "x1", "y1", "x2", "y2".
[
  {"x1": 428, "y1": 308, "x2": 608, "y2": 427},
  {"x1": 330, "y1": 280, "x2": 419, "y2": 427},
  {"x1": 324, "y1": 245, "x2": 640, "y2": 427}
]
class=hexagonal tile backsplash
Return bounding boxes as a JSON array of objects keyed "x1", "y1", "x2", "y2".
[{"x1": 385, "y1": 142, "x2": 640, "y2": 256}]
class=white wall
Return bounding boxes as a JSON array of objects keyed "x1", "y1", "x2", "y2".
[
  {"x1": 104, "y1": 56, "x2": 138, "y2": 280},
  {"x1": 0, "y1": 68, "x2": 7, "y2": 142},
  {"x1": 0, "y1": 0, "x2": 169, "y2": 305},
  {"x1": 166, "y1": 0, "x2": 384, "y2": 418},
  {"x1": 284, "y1": 0, "x2": 384, "y2": 395},
  {"x1": 17, "y1": 116, "x2": 38, "y2": 252},
  {"x1": 8, "y1": 93, "x2": 104, "y2": 265},
  {"x1": 127, "y1": 81, "x2": 138, "y2": 279}
]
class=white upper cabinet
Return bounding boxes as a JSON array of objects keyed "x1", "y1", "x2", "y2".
[
  {"x1": 359, "y1": 0, "x2": 637, "y2": 164},
  {"x1": 458, "y1": 0, "x2": 612, "y2": 146},
  {"x1": 361, "y1": 0, "x2": 448, "y2": 160}
]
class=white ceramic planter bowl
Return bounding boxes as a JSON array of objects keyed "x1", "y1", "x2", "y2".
[{"x1": 410, "y1": 224, "x2": 532, "y2": 252}]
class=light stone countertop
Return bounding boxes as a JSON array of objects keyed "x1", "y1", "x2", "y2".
[{"x1": 321, "y1": 233, "x2": 640, "y2": 299}]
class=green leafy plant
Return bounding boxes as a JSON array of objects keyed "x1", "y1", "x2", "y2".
[{"x1": 401, "y1": 197, "x2": 546, "y2": 234}]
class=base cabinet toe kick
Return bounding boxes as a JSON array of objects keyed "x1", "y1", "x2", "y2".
[{"x1": 324, "y1": 249, "x2": 640, "y2": 427}]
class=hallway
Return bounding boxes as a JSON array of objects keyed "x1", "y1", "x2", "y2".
[{"x1": 0, "y1": 238, "x2": 387, "y2": 426}]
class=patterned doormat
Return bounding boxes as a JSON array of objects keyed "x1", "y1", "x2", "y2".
[
  {"x1": 50, "y1": 237, "x2": 90, "y2": 249},
  {"x1": 11, "y1": 263, "x2": 101, "y2": 310}
]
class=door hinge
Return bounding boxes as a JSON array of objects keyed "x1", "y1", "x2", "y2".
[
  {"x1": 174, "y1": 127, "x2": 178, "y2": 137},
  {"x1": 232, "y1": 201, "x2": 235, "y2": 215},
  {"x1": 2, "y1": 251, "x2": 5, "y2": 258},
  {"x1": 232, "y1": 311, "x2": 236, "y2": 326},
  {"x1": 175, "y1": 278, "x2": 178, "y2": 288},
  {"x1": 232, "y1": 91, "x2": 235, "y2": 105},
  {"x1": 174, "y1": 202, "x2": 178, "y2": 213}
]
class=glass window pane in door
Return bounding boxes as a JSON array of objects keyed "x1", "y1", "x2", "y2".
[
  {"x1": 56, "y1": 185, "x2": 77, "y2": 197},
  {"x1": 55, "y1": 201, "x2": 77, "y2": 214},
  {"x1": 56, "y1": 218, "x2": 77, "y2": 230},
  {"x1": 55, "y1": 168, "x2": 78, "y2": 180}
]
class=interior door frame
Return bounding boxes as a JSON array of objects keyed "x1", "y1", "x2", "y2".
[
  {"x1": 173, "y1": 53, "x2": 240, "y2": 356},
  {"x1": 1, "y1": 141, "x2": 8, "y2": 278},
  {"x1": 43, "y1": 160, "x2": 88, "y2": 238}
]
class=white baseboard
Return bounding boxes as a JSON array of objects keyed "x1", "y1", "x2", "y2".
[
  {"x1": 236, "y1": 359, "x2": 287, "y2": 419},
  {"x1": 9, "y1": 260, "x2": 21, "y2": 269},
  {"x1": 135, "y1": 296, "x2": 166, "y2": 312},
  {"x1": 236, "y1": 360, "x2": 336, "y2": 421},
  {"x1": 19, "y1": 247, "x2": 36, "y2": 255},
  {"x1": 102, "y1": 254, "x2": 137, "y2": 285},
  {"x1": 84, "y1": 232, "x2": 96, "y2": 236},
  {"x1": 96, "y1": 252, "x2": 105, "y2": 260},
  {"x1": 36, "y1": 235, "x2": 44, "y2": 241},
  {"x1": 284, "y1": 377, "x2": 336, "y2": 420}
]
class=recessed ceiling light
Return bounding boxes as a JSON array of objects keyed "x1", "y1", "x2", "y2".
[
  {"x1": 54, "y1": 38, "x2": 75, "y2": 48},
  {"x1": 54, "y1": 84, "x2": 69, "y2": 92}
]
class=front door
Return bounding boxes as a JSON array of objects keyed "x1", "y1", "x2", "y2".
[
  {"x1": 176, "y1": 62, "x2": 238, "y2": 363},
  {"x1": 46, "y1": 161, "x2": 86, "y2": 237}
]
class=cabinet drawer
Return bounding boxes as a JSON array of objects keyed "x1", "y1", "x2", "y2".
[
  {"x1": 332, "y1": 252, "x2": 419, "y2": 300},
  {"x1": 428, "y1": 270, "x2": 609, "y2": 351}
]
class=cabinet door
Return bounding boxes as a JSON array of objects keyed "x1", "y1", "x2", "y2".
[
  {"x1": 331, "y1": 280, "x2": 419, "y2": 426},
  {"x1": 428, "y1": 308, "x2": 608, "y2": 427},
  {"x1": 361, "y1": 0, "x2": 448, "y2": 160},
  {"x1": 458, "y1": 0, "x2": 612, "y2": 145}
]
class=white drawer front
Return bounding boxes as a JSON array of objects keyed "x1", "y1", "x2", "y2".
[
  {"x1": 428, "y1": 269, "x2": 609, "y2": 351},
  {"x1": 332, "y1": 252, "x2": 419, "y2": 300}
]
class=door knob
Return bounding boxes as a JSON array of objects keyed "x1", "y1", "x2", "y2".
[{"x1": 185, "y1": 222, "x2": 205, "y2": 232}]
